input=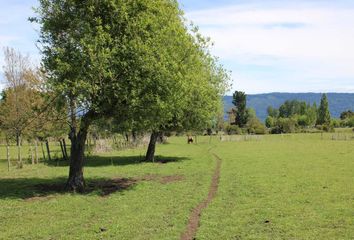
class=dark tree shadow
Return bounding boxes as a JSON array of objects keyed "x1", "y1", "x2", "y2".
[
  {"x1": 45, "y1": 155, "x2": 189, "y2": 167},
  {"x1": 0, "y1": 177, "x2": 137, "y2": 200}
]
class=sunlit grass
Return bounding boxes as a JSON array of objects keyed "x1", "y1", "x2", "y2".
[{"x1": 0, "y1": 134, "x2": 353, "y2": 239}]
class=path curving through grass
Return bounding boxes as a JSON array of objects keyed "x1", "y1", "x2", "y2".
[{"x1": 180, "y1": 151, "x2": 222, "y2": 240}]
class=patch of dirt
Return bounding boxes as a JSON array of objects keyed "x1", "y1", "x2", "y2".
[
  {"x1": 180, "y1": 153, "x2": 222, "y2": 240},
  {"x1": 139, "y1": 174, "x2": 160, "y2": 182},
  {"x1": 160, "y1": 175, "x2": 185, "y2": 184},
  {"x1": 139, "y1": 174, "x2": 185, "y2": 184},
  {"x1": 87, "y1": 178, "x2": 137, "y2": 196}
]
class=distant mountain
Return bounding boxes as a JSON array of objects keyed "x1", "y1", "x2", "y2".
[{"x1": 224, "y1": 93, "x2": 354, "y2": 122}]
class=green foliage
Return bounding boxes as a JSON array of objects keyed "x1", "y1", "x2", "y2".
[
  {"x1": 265, "y1": 116, "x2": 275, "y2": 128},
  {"x1": 330, "y1": 119, "x2": 342, "y2": 128},
  {"x1": 33, "y1": 0, "x2": 229, "y2": 135},
  {"x1": 343, "y1": 116, "x2": 354, "y2": 127},
  {"x1": 246, "y1": 117, "x2": 267, "y2": 135},
  {"x1": 0, "y1": 47, "x2": 66, "y2": 143},
  {"x1": 317, "y1": 94, "x2": 331, "y2": 125},
  {"x1": 267, "y1": 106, "x2": 279, "y2": 118},
  {"x1": 266, "y1": 100, "x2": 318, "y2": 133},
  {"x1": 232, "y1": 91, "x2": 248, "y2": 127},
  {"x1": 339, "y1": 110, "x2": 354, "y2": 127},
  {"x1": 224, "y1": 124, "x2": 242, "y2": 135},
  {"x1": 224, "y1": 93, "x2": 354, "y2": 122},
  {"x1": 316, "y1": 124, "x2": 334, "y2": 132},
  {"x1": 271, "y1": 117, "x2": 297, "y2": 134},
  {"x1": 340, "y1": 110, "x2": 354, "y2": 120},
  {"x1": 278, "y1": 100, "x2": 307, "y2": 118}
]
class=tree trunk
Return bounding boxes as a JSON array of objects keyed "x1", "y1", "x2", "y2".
[
  {"x1": 66, "y1": 112, "x2": 92, "y2": 193},
  {"x1": 62, "y1": 139, "x2": 68, "y2": 160},
  {"x1": 45, "y1": 140, "x2": 51, "y2": 161},
  {"x1": 145, "y1": 131, "x2": 159, "y2": 162},
  {"x1": 59, "y1": 140, "x2": 67, "y2": 161}
]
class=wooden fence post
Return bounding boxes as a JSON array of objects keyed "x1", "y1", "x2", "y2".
[
  {"x1": 59, "y1": 140, "x2": 66, "y2": 161},
  {"x1": 63, "y1": 139, "x2": 68, "y2": 161}
]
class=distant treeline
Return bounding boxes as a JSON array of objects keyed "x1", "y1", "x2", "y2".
[
  {"x1": 223, "y1": 92, "x2": 354, "y2": 135},
  {"x1": 224, "y1": 93, "x2": 354, "y2": 121}
]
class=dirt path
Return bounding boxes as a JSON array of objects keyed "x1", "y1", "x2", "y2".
[{"x1": 180, "y1": 152, "x2": 222, "y2": 240}]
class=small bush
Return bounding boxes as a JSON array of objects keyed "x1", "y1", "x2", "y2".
[
  {"x1": 225, "y1": 124, "x2": 242, "y2": 135},
  {"x1": 316, "y1": 124, "x2": 334, "y2": 132},
  {"x1": 246, "y1": 118, "x2": 267, "y2": 135},
  {"x1": 271, "y1": 117, "x2": 297, "y2": 134}
]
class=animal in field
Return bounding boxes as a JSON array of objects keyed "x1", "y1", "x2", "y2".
[{"x1": 187, "y1": 136, "x2": 194, "y2": 144}]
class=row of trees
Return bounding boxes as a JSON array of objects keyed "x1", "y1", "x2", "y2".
[
  {"x1": 223, "y1": 92, "x2": 352, "y2": 135},
  {"x1": 20, "y1": 0, "x2": 229, "y2": 192},
  {"x1": 265, "y1": 94, "x2": 334, "y2": 133},
  {"x1": 225, "y1": 91, "x2": 267, "y2": 135}
]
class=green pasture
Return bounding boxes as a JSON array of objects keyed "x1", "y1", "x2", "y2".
[{"x1": 0, "y1": 133, "x2": 353, "y2": 239}]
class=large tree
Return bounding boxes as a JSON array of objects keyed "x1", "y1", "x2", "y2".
[
  {"x1": 317, "y1": 93, "x2": 331, "y2": 125},
  {"x1": 136, "y1": 27, "x2": 229, "y2": 162},
  {"x1": 33, "y1": 0, "x2": 224, "y2": 190},
  {"x1": 232, "y1": 91, "x2": 248, "y2": 127},
  {"x1": 103, "y1": 6, "x2": 230, "y2": 162}
]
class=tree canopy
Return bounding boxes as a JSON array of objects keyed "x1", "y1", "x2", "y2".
[
  {"x1": 317, "y1": 94, "x2": 331, "y2": 125},
  {"x1": 32, "y1": 0, "x2": 229, "y2": 191},
  {"x1": 232, "y1": 91, "x2": 248, "y2": 127}
]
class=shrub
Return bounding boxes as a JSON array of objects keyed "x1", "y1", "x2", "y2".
[
  {"x1": 225, "y1": 124, "x2": 242, "y2": 135},
  {"x1": 265, "y1": 116, "x2": 275, "y2": 128},
  {"x1": 246, "y1": 118, "x2": 267, "y2": 135},
  {"x1": 330, "y1": 119, "x2": 342, "y2": 128},
  {"x1": 316, "y1": 124, "x2": 334, "y2": 132},
  {"x1": 346, "y1": 117, "x2": 354, "y2": 127},
  {"x1": 297, "y1": 115, "x2": 309, "y2": 127},
  {"x1": 273, "y1": 117, "x2": 297, "y2": 133}
]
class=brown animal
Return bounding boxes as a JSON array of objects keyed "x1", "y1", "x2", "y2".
[{"x1": 187, "y1": 136, "x2": 194, "y2": 144}]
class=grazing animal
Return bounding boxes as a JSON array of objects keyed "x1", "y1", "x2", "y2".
[{"x1": 188, "y1": 136, "x2": 194, "y2": 144}]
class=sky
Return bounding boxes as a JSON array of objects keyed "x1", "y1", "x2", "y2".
[{"x1": 1, "y1": 0, "x2": 354, "y2": 94}]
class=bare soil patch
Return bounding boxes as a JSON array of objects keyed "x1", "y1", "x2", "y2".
[{"x1": 139, "y1": 174, "x2": 185, "y2": 184}]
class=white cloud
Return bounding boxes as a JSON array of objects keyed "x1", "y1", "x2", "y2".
[{"x1": 186, "y1": 2, "x2": 354, "y2": 93}]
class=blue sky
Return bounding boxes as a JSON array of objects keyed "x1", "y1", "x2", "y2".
[{"x1": 1, "y1": 0, "x2": 354, "y2": 94}]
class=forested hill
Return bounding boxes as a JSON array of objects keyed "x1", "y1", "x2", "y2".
[{"x1": 224, "y1": 93, "x2": 354, "y2": 122}]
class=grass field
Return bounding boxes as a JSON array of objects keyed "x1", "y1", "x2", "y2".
[{"x1": 0, "y1": 133, "x2": 353, "y2": 239}]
